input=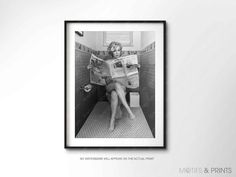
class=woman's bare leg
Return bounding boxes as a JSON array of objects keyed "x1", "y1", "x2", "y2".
[
  {"x1": 109, "y1": 91, "x2": 118, "y2": 131},
  {"x1": 115, "y1": 99, "x2": 122, "y2": 119},
  {"x1": 114, "y1": 83, "x2": 135, "y2": 119}
]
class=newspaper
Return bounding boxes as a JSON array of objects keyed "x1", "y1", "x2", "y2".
[{"x1": 89, "y1": 54, "x2": 139, "y2": 88}]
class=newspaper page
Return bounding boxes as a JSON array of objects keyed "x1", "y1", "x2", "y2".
[
  {"x1": 89, "y1": 54, "x2": 139, "y2": 88},
  {"x1": 107, "y1": 55, "x2": 139, "y2": 88},
  {"x1": 107, "y1": 55, "x2": 139, "y2": 78},
  {"x1": 89, "y1": 54, "x2": 110, "y2": 86},
  {"x1": 123, "y1": 55, "x2": 139, "y2": 89}
]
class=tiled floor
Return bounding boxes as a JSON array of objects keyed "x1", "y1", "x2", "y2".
[{"x1": 76, "y1": 101, "x2": 153, "y2": 138}]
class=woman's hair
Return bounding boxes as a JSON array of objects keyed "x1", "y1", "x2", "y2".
[{"x1": 107, "y1": 41, "x2": 123, "y2": 57}]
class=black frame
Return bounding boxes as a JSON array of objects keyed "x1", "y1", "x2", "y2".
[{"x1": 64, "y1": 20, "x2": 167, "y2": 149}]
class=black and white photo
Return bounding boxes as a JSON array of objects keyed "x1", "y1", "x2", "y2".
[{"x1": 65, "y1": 21, "x2": 166, "y2": 148}]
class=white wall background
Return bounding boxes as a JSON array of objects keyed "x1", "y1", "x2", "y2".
[{"x1": 0, "y1": 0, "x2": 236, "y2": 177}]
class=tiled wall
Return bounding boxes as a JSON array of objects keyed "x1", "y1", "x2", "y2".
[
  {"x1": 139, "y1": 42, "x2": 155, "y2": 137},
  {"x1": 75, "y1": 43, "x2": 98, "y2": 136}
]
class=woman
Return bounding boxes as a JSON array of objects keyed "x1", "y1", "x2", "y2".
[
  {"x1": 104, "y1": 41, "x2": 136, "y2": 131},
  {"x1": 88, "y1": 41, "x2": 138, "y2": 131}
]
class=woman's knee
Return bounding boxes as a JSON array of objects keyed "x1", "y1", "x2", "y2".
[
  {"x1": 115, "y1": 83, "x2": 126, "y2": 94},
  {"x1": 110, "y1": 91, "x2": 118, "y2": 103},
  {"x1": 114, "y1": 82, "x2": 123, "y2": 90},
  {"x1": 114, "y1": 82, "x2": 119, "y2": 88}
]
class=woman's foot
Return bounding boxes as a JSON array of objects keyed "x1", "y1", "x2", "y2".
[
  {"x1": 109, "y1": 119, "x2": 115, "y2": 131},
  {"x1": 129, "y1": 113, "x2": 136, "y2": 120}
]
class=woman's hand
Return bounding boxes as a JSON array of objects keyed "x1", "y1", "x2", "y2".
[
  {"x1": 133, "y1": 64, "x2": 140, "y2": 68},
  {"x1": 87, "y1": 64, "x2": 93, "y2": 69},
  {"x1": 126, "y1": 63, "x2": 140, "y2": 68}
]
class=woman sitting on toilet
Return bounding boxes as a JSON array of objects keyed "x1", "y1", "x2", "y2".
[{"x1": 89, "y1": 41, "x2": 140, "y2": 131}]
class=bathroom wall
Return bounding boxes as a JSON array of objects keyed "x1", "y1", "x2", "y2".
[
  {"x1": 96, "y1": 31, "x2": 141, "y2": 51},
  {"x1": 75, "y1": 31, "x2": 97, "y2": 49},
  {"x1": 75, "y1": 42, "x2": 98, "y2": 135},
  {"x1": 139, "y1": 42, "x2": 156, "y2": 137},
  {"x1": 141, "y1": 31, "x2": 155, "y2": 49}
]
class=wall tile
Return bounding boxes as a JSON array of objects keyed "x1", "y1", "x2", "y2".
[
  {"x1": 139, "y1": 42, "x2": 155, "y2": 137},
  {"x1": 75, "y1": 43, "x2": 98, "y2": 135}
]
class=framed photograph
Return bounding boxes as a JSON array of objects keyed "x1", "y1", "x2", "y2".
[{"x1": 65, "y1": 21, "x2": 166, "y2": 148}]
